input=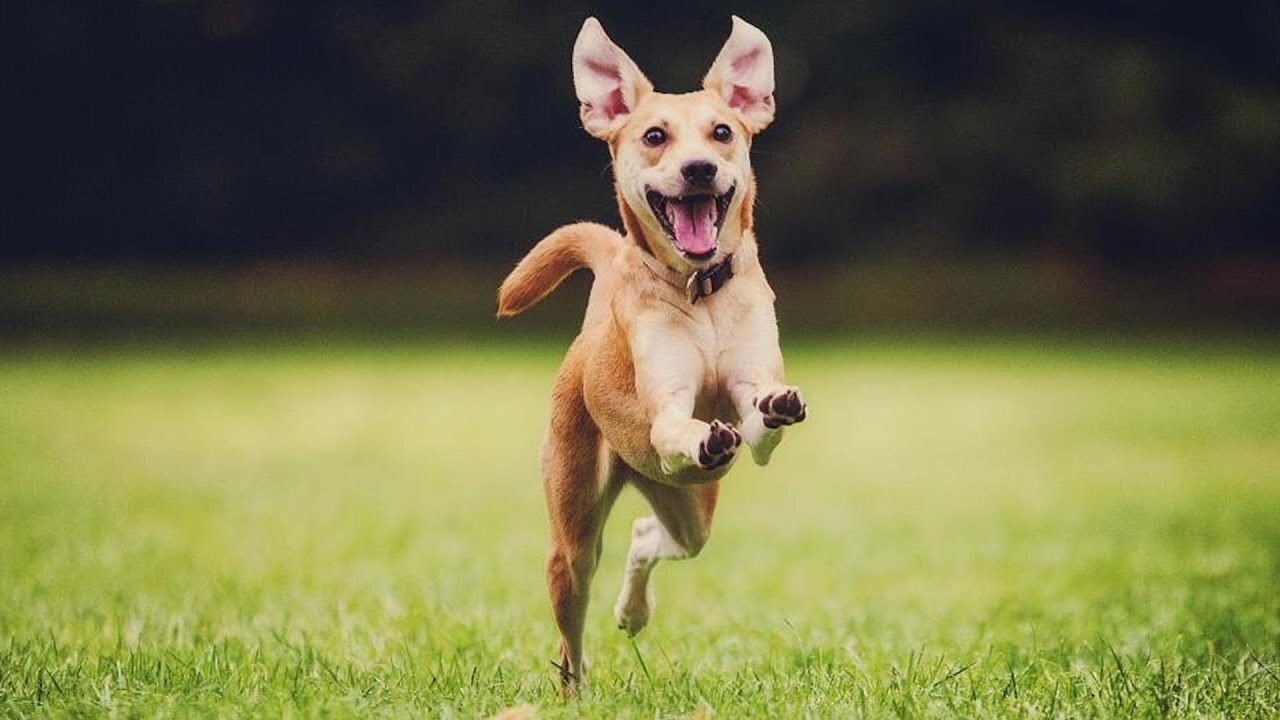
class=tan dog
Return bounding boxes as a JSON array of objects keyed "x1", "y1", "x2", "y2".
[{"x1": 497, "y1": 16, "x2": 806, "y2": 692}]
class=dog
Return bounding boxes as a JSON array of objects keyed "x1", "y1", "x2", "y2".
[{"x1": 497, "y1": 16, "x2": 806, "y2": 693}]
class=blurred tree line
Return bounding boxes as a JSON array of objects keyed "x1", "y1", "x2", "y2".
[{"x1": 13, "y1": 0, "x2": 1280, "y2": 269}]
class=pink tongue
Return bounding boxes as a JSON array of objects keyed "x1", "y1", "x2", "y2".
[{"x1": 668, "y1": 197, "x2": 716, "y2": 255}]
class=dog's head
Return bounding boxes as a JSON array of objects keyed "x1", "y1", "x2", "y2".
[{"x1": 572, "y1": 17, "x2": 775, "y2": 270}]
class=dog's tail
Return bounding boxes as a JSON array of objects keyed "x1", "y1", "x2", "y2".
[{"x1": 497, "y1": 222, "x2": 622, "y2": 317}]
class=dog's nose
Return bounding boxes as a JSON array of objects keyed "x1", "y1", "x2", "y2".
[{"x1": 681, "y1": 160, "x2": 718, "y2": 188}]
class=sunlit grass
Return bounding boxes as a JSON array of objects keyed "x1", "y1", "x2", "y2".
[{"x1": 1, "y1": 337, "x2": 1277, "y2": 717}]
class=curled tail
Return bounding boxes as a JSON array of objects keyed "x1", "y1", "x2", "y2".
[{"x1": 497, "y1": 222, "x2": 622, "y2": 317}]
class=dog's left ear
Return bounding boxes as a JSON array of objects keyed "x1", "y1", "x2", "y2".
[
  {"x1": 573, "y1": 18, "x2": 654, "y2": 139},
  {"x1": 703, "y1": 16, "x2": 776, "y2": 133}
]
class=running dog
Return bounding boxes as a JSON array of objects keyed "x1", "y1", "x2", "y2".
[{"x1": 497, "y1": 16, "x2": 806, "y2": 692}]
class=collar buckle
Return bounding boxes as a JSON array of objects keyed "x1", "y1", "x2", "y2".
[{"x1": 686, "y1": 254, "x2": 734, "y2": 304}]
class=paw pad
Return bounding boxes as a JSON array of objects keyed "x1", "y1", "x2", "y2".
[
  {"x1": 756, "y1": 388, "x2": 807, "y2": 429},
  {"x1": 697, "y1": 420, "x2": 741, "y2": 470}
]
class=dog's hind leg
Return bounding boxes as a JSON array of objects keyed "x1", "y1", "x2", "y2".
[
  {"x1": 543, "y1": 374, "x2": 624, "y2": 694},
  {"x1": 613, "y1": 474, "x2": 719, "y2": 636}
]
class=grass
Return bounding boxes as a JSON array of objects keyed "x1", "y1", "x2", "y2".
[{"x1": 0, "y1": 335, "x2": 1277, "y2": 718}]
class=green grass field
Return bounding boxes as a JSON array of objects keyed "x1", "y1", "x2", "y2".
[{"x1": 1, "y1": 337, "x2": 1278, "y2": 718}]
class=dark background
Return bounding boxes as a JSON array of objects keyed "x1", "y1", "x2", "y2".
[{"x1": 8, "y1": 0, "x2": 1280, "y2": 333}]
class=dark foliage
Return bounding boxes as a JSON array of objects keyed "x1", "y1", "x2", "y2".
[{"x1": 12, "y1": 0, "x2": 1280, "y2": 266}]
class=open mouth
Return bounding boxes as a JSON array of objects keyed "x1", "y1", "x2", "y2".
[{"x1": 645, "y1": 185, "x2": 735, "y2": 260}]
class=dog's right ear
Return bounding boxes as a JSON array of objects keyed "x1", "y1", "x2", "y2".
[
  {"x1": 572, "y1": 18, "x2": 653, "y2": 139},
  {"x1": 703, "y1": 16, "x2": 776, "y2": 133}
]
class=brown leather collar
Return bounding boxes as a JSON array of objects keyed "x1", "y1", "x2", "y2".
[
  {"x1": 637, "y1": 249, "x2": 735, "y2": 305},
  {"x1": 685, "y1": 254, "x2": 734, "y2": 304}
]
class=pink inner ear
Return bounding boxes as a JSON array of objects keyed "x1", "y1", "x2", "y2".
[
  {"x1": 725, "y1": 47, "x2": 766, "y2": 113},
  {"x1": 731, "y1": 47, "x2": 762, "y2": 75},
  {"x1": 584, "y1": 58, "x2": 628, "y2": 121},
  {"x1": 729, "y1": 84, "x2": 759, "y2": 112},
  {"x1": 600, "y1": 87, "x2": 625, "y2": 121}
]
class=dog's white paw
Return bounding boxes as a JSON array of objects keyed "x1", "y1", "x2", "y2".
[
  {"x1": 656, "y1": 419, "x2": 742, "y2": 474},
  {"x1": 696, "y1": 419, "x2": 741, "y2": 470},
  {"x1": 755, "y1": 387, "x2": 807, "y2": 428},
  {"x1": 739, "y1": 387, "x2": 806, "y2": 466}
]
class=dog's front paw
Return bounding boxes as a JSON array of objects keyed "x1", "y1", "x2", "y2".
[
  {"x1": 756, "y1": 388, "x2": 807, "y2": 428},
  {"x1": 697, "y1": 419, "x2": 741, "y2": 470}
]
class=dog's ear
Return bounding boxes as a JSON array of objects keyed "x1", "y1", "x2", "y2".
[
  {"x1": 703, "y1": 16, "x2": 776, "y2": 133},
  {"x1": 573, "y1": 18, "x2": 653, "y2": 139}
]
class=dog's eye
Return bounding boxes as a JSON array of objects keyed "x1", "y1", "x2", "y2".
[
  {"x1": 642, "y1": 127, "x2": 667, "y2": 147},
  {"x1": 712, "y1": 124, "x2": 733, "y2": 143}
]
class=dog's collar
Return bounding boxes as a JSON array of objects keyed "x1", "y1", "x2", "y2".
[
  {"x1": 639, "y1": 252, "x2": 734, "y2": 304},
  {"x1": 684, "y1": 255, "x2": 734, "y2": 304}
]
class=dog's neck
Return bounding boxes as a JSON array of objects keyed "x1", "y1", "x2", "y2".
[{"x1": 637, "y1": 250, "x2": 736, "y2": 304}]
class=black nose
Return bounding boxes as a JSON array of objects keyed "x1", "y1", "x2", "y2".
[{"x1": 681, "y1": 160, "x2": 718, "y2": 188}]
